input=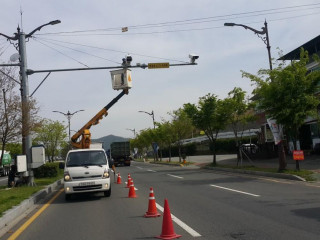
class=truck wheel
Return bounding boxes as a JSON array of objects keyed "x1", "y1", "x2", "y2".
[
  {"x1": 65, "y1": 194, "x2": 72, "y2": 201},
  {"x1": 104, "y1": 187, "x2": 111, "y2": 197}
]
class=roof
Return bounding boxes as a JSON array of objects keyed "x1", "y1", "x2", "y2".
[{"x1": 279, "y1": 34, "x2": 320, "y2": 60}]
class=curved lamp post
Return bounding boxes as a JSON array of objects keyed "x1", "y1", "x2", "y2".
[
  {"x1": 224, "y1": 20, "x2": 272, "y2": 70},
  {"x1": 53, "y1": 110, "x2": 84, "y2": 144},
  {"x1": 138, "y1": 110, "x2": 155, "y2": 129}
]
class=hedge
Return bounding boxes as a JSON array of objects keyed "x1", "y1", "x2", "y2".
[{"x1": 34, "y1": 162, "x2": 60, "y2": 178}]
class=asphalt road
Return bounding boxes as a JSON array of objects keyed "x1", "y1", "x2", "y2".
[{"x1": 1, "y1": 161, "x2": 320, "y2": 240}]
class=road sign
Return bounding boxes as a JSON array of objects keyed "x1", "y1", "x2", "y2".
[
  {"x1": 293, "y1": 150, "x2": 304, "y2": 160},
  {"x1": 148, "y1": 62, "x2": 169, "y2": 69}
]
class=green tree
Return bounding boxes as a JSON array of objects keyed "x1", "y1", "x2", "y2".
[
  {"x1": 169, "y1": 109, "x2": 194, "y2": 162},
  {"x1": 242, "y1": 49, "x2": 320, "y2": 170},
  {"x1": 223, "y1": 87, "x2": 254, "y2": 163},
  {"x1": 184, "y1": 94, "x2": 229, "y2": 165},
  {"x1": 34, "y1": 119, "x2": 68, "y2": 161}
]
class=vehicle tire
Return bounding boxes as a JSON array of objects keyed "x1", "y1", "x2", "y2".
[
  {"x1": 104, "y1": 187, "x2": 111, "y2": 197},
  {"x1": 65, "y1": 194, "x2": 72, "y2": 201}
]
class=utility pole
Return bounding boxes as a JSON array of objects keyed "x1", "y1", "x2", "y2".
[
  {"x1": 1, "y1": 21, "x2": 198, "y2": 184},
  {"x1": 0, "y1": 20, "x2": 61, "y2": 185}
]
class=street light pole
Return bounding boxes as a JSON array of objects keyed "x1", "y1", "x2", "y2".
[
  {"x1": 126, "y1": 128, "x2": 136, "y2": 138},
  {"x1": 53, "y1": 110, "x2": 84, "y2": 145},
  {"x1": 224, "y1": 20, "x2": 272, "y2": 70},
  {"x1": 0, "y1": 20, "x2": 61, "y2": 185},
  {"x1": 138, "y1": 110, "x2": 155, "y2": 129}
]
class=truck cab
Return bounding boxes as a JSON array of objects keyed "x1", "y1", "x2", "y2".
[{"x1": 60, "y1": 148, "x2": 111, "y2": 200}]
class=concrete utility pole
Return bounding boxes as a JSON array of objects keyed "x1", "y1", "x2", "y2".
[{"x1": 0, "y1": 20, "x2": 61, "y2": 185}]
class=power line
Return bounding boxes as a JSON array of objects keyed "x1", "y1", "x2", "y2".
[
  {"x1": 34, "y1": 37, "x2": 189, "y2": 63},
  {"x1": 33, "y1": 37, "x2": 121, "y2": 64},
  {"x1": 33, "y1": 38, "x2": 91, "y2": 68},
  {"x1": 34, "y1": 3, "x2": 320, "y2": 36}
]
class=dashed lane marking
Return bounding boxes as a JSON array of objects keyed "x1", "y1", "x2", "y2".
[
  {"x1": 167, "y1": 174, "x2": 183, "y2": 179},
  {"x1": 156, "y1": 203, "x2": 201, "y2": 237},
  {"x1": 147, "y1": 169, "x2": 157, "y2": 172},
  {"x1": 210, "y1": 184, "x2": 260, "y2": 197}
]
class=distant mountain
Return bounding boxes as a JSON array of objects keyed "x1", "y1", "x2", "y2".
[{"x1": 92, "y1": 135, "x2": 129, "y2": 150}]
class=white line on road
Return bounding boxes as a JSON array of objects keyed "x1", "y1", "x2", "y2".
[
  {"x1": 156, "y1": 203, "x2": 201, "y2": 237},
  {"x1": 167, "y1": 174, "x2": 183, "y2": 179},
  {"x1": 136, "y1": 167, "x2": 143, "y2": 169},
  {"x1": 0, "y1": 178, "x2": 7, "y2": 182},
  {"x1": 210, "y1": 184, "x2": 260, "y2": 197},
  {"x1": 147, "y1": 169, "x2": 157, "y2": 172}
]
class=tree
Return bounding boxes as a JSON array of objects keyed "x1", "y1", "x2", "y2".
[
  {"x1": 34, "y1": 119, "x2": 68, "y2": 161},
  {"x1": 242, "y1": 49, "x2": 320, "y2": 170},
  {"x1": 0, "y1": 65, "x2": 40, "y2": 165},
  {"x1": 169, "y1": 109, "x2": 194, "y2": 162},
  {"x1": 184, "y1": 94, "x2": 229, "y2": 165},
  {"x1": 223, "y1": 87, "x2": 255, "y2": 164},
  {"x1": 155, "y1": 121, "x2": 176, "y2": 161}
]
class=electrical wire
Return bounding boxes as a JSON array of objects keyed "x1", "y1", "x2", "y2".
[
  {"x1": 33, "y1": 38, "x2": 91, "y2": 68},
  {"x1": 33, "y1": 10, "x2": 320, "y2": 38},
  {"x1": 34, "y1": 37, "x2": 189, "y2": 63},
  {"x1": 33, "y1": 37, "x2": 121, "y2": 64},
  {"x1": 34, "y1": 3, "x2": 320, "y2": 36}
]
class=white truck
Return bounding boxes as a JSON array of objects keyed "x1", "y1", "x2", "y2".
[{"x1": 59, "y1": 148, "x2": 111, "y2": 200}]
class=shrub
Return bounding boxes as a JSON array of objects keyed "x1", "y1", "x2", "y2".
[{"x1": 34, "y1": 162, "x2": 60, "y2": 178}]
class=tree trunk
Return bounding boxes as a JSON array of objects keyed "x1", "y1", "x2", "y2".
[{"x1": 277, "y1": 141, "x2": 287, "y2": 171}]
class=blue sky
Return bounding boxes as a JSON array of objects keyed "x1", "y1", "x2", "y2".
[{"x1": 1, "y1": 0, "x2": 320, "y2": 138}]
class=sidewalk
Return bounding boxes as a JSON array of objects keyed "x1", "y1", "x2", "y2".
[{"x1": 160, "y1": 154, "x2": 320, "y2": 181}]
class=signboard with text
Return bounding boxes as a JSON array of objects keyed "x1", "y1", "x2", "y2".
[
  {"x1": 293, "y1": 150, "x2": 304, "y2": 160},
  {"x1": 148, "y1": 62, "x2": 169, "y2": 69}
]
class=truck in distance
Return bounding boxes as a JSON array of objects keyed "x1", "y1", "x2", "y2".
[{"x1": 110, "y1": 141, "x2": 131, "y2": 166}]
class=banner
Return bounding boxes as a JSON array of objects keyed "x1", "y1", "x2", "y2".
[{"x1": 266, "y1": 118, "x2": 282, "y2": 144}]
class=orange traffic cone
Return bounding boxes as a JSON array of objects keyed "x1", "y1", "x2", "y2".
[
  {"x1": 128, "y1": 181, "x2": 137, "y2": 198},
  {"x1": 126, "y1": 174, "x2": 131, "y2": 188},
  {"x1": 156, "y1": 199, "x2": 181, "y2": 239},
  {"x1": 116, "y1": 173, "x2": 122, "y2": 184},
  {"x1": 144, "y1": 187, "x2": 161, "y2": 218}
]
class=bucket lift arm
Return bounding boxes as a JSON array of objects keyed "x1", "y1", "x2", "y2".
[{"x1": 71, "y1": 89, "x2": 128, "y2": 149}]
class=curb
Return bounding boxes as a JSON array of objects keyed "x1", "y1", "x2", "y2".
[
  {"x1": 145, "y1": 161, "x2": 306, "y2": 181},
  {"x1": 0, "y1": 179, "x2": 63, "y2": 237},
  {"x1": 204, "y1": 166, "x2": 306, "y2": 181}
]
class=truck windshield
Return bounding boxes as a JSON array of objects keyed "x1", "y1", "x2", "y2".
[{"x1": 66, "y1": 151, "x2": 107, "y2": 167}]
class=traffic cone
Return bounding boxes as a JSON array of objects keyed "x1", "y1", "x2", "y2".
[
  {"x1": 128, "y1": 181, "x2": 137, "y2": 198},
  {"x1": 156, "y1": 199, "x2": 181, "y2": 239},
  {"x1": 126, "y1": 174, "x2": 131, "y2": 188},
  {"x1": 144, "y1": 187, "x2": 161, "y2": 218},
  {"x1": 116, "y1": 173, "x2": 122, "y2": 184}
]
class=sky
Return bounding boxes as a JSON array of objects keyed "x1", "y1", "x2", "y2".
[{"x1": 1, "y1": 0, "x2": 320, "y2": 139}]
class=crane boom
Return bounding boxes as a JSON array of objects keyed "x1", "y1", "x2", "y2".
[{"x1": 71, "y1": 89, "x2": 128, "y2": 149}]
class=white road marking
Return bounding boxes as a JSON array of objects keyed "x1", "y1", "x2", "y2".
[
  {"x1": 136, "y1": 166, "x2": 143, "y2": 169},
  {"x1": 156, "y1": 203, "x2": 201, "y2": 237},
  {"x1": 0, "y1": 178, "x2": 7, "y2": 182},
  {"x1": 167, "y1": 174, "x2": 183, "y2": 179},
  {"x1": 210, "y1": 184, "x2": 260, "y2": 197},
  {"x1": 147, "y1": 169, "x2": 157, "y2": 172}
]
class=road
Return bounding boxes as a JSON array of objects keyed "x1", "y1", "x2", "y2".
[{"x1": 1, "y1": 161, "x2": 320, "y2": 240}]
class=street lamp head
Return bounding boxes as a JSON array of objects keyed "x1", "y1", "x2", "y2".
[
  {"x1": 49, "y1": 20, "x2": 61, "y2": 25},
  {"x1": 224, "y1": 23, "x2": 235, "y2": 27}
]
